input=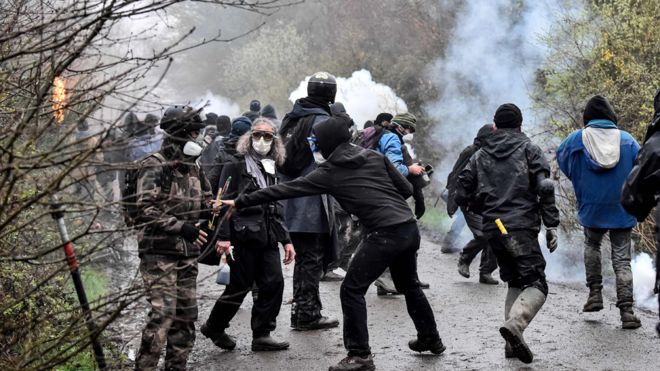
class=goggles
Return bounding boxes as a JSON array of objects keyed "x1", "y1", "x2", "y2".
[{"x1": 251, "y1": 131, "x2": 275, "y2": 141}]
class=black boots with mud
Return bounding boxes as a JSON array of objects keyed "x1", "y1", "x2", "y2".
[
  {"x1": 479, "y1": 273, "x2": 499, "y2": 285},
  {"x1": 200, "y1": 323, "x2": 236, "y2": 350},
  {"x1": 328, "y1": 355, "x2": 375, "y2": 371},
  {"x1": 582, "y1": 285, "x2": 604, "y2": 312},
  {"x1": 619, "y1": 306, "x2": 642, "y2": 329},
  {"x1": 408, "y1": 337, "x2": 446, "y2": 354},
  {"x1": 499, "y1": 287, "x2": 546, "y2": 364},
  {"x1": 292, "y1": 316, "x2": 340, "y2": 331},
  {"x1": 251, "y1": 335, "x2": 290, "y2": 351}
]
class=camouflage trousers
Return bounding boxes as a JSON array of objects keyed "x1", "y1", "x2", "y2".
[
  {"x1": 135, "y1": 255, "x2": 198, "y2": 371},
  {"x1": 583, "y1": 227, "x2": 634, "y2": 307}
]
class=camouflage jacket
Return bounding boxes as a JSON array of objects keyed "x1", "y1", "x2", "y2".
[{"x1": 136, "y1": 154, "x2": 212, "y2": 257}]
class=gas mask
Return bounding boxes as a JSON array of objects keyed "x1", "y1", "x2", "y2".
[
  {"x1": 182, "y1": 140, "x2": 203, "y2": 157},
  {"x1": 252, "y1": 137, "x2": 273, "y2": 156}
]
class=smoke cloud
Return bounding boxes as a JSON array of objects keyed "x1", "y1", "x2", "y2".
[
  {"x1": 190, "y1": 90, "x2": 241, "y2": 118},
  {"x1": 289, "y1": 70, "x2": 408, "y2": 128}
]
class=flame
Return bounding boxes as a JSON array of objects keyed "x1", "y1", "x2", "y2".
[{"x1": 52, "y1": 76, "x2": 67, "y2": 123}]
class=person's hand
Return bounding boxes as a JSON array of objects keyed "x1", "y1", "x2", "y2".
[
  {"x1": 283, "y1": 243, "x2": 295, "y2": 265},
  {"x1": 181, "y1": 223, "x2": 208, "y2": 247},
  {"x1": 546, "y1": 227, "x2": 558, "y2": 253},
  {"x1": 215, "y1": 240, "x2": 231, "y2": 256},
  {"x1": 221, "y1": 199, "x2": 235, "y2": 208},
  {"x1": 193, "y1": 229, "x2": 208, "y2": 247},
  {"x1": 408, "y1": 163, "x2": 424, "y2": 176}
]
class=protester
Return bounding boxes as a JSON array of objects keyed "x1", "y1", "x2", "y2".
[
  {"x1": 243, "y1": 99, "x2": 261, "y2": 122},
  {"x1": 217, "y1": 114, "x2": 445, "y2": 371},
  {"x1": 621, "y1": 88, "x2": 660, "y2": 335},
  {"x1": 446, "y1": 124, "x2": 499, "y2": 284},
  {"x1": 260, "y1": 104, "x2": 280, "y2": 127},
  {"x1": 133, "y1": 105, "x2": 211, "y2": 370},
  {"x1": 216, "y1": 115, "x2": 232, "y2": 137},
  {"x1": 205, "y1": 116, "x2": 252, "y2": 194},
  {"x1": 277, "y1": 72, "x2": 340, "y2": 331},
  {"x1": 127, "y1": 114, "x2": 161, "y2": 162},
  {"x1": 202, "y1": 118, "x2": 295, "y2": 352},
  {"x1": 557, "y1": 95, "x2": 641, "y2": 329},
  {"x1": 456, "y1": 103, "x2": 559, "y2": 364}
]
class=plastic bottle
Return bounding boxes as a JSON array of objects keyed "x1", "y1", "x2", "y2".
[{"x1": 216, "y1": 254, "x2": 230, "y2": 285}]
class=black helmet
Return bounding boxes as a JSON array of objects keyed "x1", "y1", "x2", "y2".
[
  {"x1": 307, "y1": 72, "x2": 337, "y2": 103},
  {"x1": 160, "y1": 105, "x2": 206, "y2": 139}
]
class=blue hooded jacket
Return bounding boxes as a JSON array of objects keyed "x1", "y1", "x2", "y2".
[{"x1": 557, "y1": 118, "x2": 640, "y2": 229}]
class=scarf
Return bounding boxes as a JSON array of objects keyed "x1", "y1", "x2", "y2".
[{"x1": 244, "y1": 153, "x2": 272, "y2": 189}]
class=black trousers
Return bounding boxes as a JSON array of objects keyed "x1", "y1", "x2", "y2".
[
  {"x1": 341, "y1": 221, "x2": 439, "y2": 356},
  {"x1": 488, "y1": 229, "x2": 548, "y2": 295},
  {"x1": 290, "y1": 232, "x2": 328, "y2": 323},
  {"x1": 459, "y1": 208, "x2": 497, "y2": 274},
  {"x1": 206, "y1": 243, "x2": 283, "y2": 337}
]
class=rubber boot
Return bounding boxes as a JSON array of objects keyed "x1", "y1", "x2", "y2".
[
  {"x1": 619, "y1": 306, "x2": 641, "y2": 329},
  {"x1": 503, "y1": 287, "x2": 521, "y2": 359},
  {"x1": 582, "y1": 285, "x2": 603, "y2": 312},
  {"x1": 499, "y1": 287, "x2": 546, "y2": 364}
]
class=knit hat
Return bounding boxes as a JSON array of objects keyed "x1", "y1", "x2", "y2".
[
  {"x1": 583, "y1": 95, "x2": 617, "y2": 126},
  {"x1": 493, "y1": 103, "x2": 522, "y2": 128},
  {"x1": 249, "y1": 100, "x2": 261, "y2": 112},
  {"x1": 391, "y1": 112, "x2": 417, "y2": 133},
  {"x1": 260, "y1": 104, "x2": 277, "y2": 120},
  {"x1": 230, "y1": 116, "x2": 252, "y2": 138}
]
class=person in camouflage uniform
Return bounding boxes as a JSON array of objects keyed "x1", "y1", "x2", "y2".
[{"x1": 134, "y1": 105, "x2": 211, "y2": 371}]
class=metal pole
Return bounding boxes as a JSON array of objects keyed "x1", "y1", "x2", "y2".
[{"x1": 49, "y1": 195, "x2": 107, "y2": 370}]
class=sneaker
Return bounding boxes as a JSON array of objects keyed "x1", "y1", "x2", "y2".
[
  {"x1": 408, "y1": 337, "x2": 446, "y2": 354},
  {"x1": 292, "y1": 316, "x2": 339, "y2": 331},
  {"x1": 328, "y1": 355, "x2": 375, "y2": 371},
  {"x1": 251, "y1": 335, "x2": 289, "y2": 351},
  {"x1": 479, "y1": 273, "x2": 499, "y2": 285},
  {"x1": 322, "y1": 271, "x2": 344, "y2": 282},
  {"x1": 200, "y1": 323, "x2": 236, "y2": 350}
]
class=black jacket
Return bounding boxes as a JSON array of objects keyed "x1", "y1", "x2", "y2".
[
  {"x1": 236, "y1": 143, "x2": 414, "y2": 232},
  {"x1": 621, "y1": 130, "x2": 660, "y2": 222},
  {"x1": 217, "y1": 154, "x2": 291, "y2": 247},
  {"x1": 455, "y1": 129, "x2": 559, "y2": 234},
  {"x1": 206, "y1": 136, "x2": 240, "y2": 196}
]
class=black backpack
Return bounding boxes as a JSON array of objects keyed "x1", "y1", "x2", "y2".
[
  {"x1": 121, "y1": 152, "x2": 168, "y2": 227},
  {"x1": 277, "y1": 114, "x2": 317, "y2": 177}
]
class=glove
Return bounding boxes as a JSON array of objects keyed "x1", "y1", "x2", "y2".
[
  {"x1": 180, "y1": 223, "x2": 200, "y2": 243},
  {"x1": 545, "y1": 227, "x2": 558, "y2": 253},
  {"x1": 415, "y1": 200, "x2": 426, "y2": 219}
]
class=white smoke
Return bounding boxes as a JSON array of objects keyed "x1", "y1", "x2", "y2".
[
  {"x1": 190, "y1": 90, "x2": 241, "y2": 118},
  {"x1": 289, "y1": 69, "x2": 408, "y2": 129},
  {"x1": 632, "y1": 253, "x2": 658, "y2": 311},
  {"x1": 426, "y1": 0, "x2": 556, "y2": 185}
]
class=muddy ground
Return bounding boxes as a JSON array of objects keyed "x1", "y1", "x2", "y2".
[{"x1": 112, "y1": 236, "x2": 660, "y2": 371}]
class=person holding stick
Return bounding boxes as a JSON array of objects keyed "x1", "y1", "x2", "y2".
[
  {"x1": 201, "y1": 118, "x2": 295, "y2": 352},
  {"x1": 217, "y1": 114, "x2": 444, "y2": 371}
]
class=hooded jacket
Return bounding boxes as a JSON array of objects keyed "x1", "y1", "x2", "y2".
[
  {"x1": 446, "y1": 124, "x2": 494, "y2": 216},
  {"x1": 557, "y1": 97, "x2": 639, "y2": 229},
  {"x1": 455, "y1": 129, "x2": 559, "y2": 234},
  {"x1": 236, "y1": 118, "x2": 414, "y2": 232}
]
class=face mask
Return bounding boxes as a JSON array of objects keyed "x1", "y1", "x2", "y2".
[
  {"x1": 252, "y1": 137, "x2": 272, "y2": 155},
  {"x1": 182, "y1": 141, "x2": 203, "y2": 157},
  {"x1": 402, "y1": 133, "x2": 414, "y2": 143},
  {"x1": 313, "y1": 152, "x2": 326, "y2": 164},
  {"x1": 261, "y1": 158, "x2": 276, "y2": 175}
]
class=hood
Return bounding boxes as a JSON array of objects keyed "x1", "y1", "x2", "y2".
[
  {"x1": 473, "y1": 124, "x2": 494, "y2": 147},
  {"x1": 583, "y1": 95, "x2": 618, "y2": 126},
  {"x1": 260, "y1": 104, "x2": 277, "y2": 120},
  {"x1": 326, "y1": 142, "x2": 368, "y2": 169},
  {"x1": 287, "y1": 97, "x2": 331, "y2": 120},
  {"x1": 313, "y1": 113, "x2": 352, "y2": 159},
  {"x1": 222, "y1": 136, "x2": 240, "y2": 156},
  {"x1": 582, "y1": 126, "x2": 621, "y2": 170},
  {"x1": 481, "y1": 129, "x2": 530, "y2": 159}
]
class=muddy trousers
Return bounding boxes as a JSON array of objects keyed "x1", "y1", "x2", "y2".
[
  {"x1": 583, "y1": 227, "x2": 634, "y2": 307},
  {"x1": 290, "y1": 232, "x2": 328, "y2": 323},
  {"x1": 488, "y1": 230, "x2": 548, "y2": 295},
  {"x1": 459, "y1": 209, "x2": 498, "y2": 274},
  {"x1": 341, "y1": 221, "x2": 439, "y2": 356},
  {"x1": 206, "y1": 244, "x2": 284, "y2": 337},
  {"x1": 135, "y1": 255, "x2": 198, "y2": 371}
]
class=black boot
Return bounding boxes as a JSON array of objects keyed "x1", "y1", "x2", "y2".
[
  {"x1": 457, "y1": 260, "x2": 470, "y2": 278},
  {"x1": 582, "y1": 285, "x2": 604, "y2": 312},
  {"x1": 252, "y1": 334, "x2": 290, "y2": 351},
  {"x1": 415, "y1": 279, "x2": 431, "y2": 289},
  {"x1": 479, "y1": 273, "x2": 499, "y2": 285},
  {"x1": 619, "y1": 306, "x2": 641, "y2": 329},
  {"x1": 292, "y1": 316, "x2": 339, "y2": 331},
  {"x1": 408, "y1": 336, "x2": 446, "y2": 354},
  {"x1": 200, "y1": 323, "x2": 236, "y2": 350},
  {"x1": 328, "y1": 355, "x2": 375, "y2": 371}
]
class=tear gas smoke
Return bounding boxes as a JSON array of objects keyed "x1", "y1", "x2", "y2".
[
  {"x1": 190, "y1": 91, "x2": 241, "y2": 118},
  {"x1": 289, "y1": 69, "x2": 408, "y2": 129}
]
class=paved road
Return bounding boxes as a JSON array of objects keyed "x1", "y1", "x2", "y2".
[{"x1": 176, "y1": 237, "x2": 660, "y2": 371}]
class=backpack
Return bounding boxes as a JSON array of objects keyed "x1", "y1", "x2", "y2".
[
  {"x1": 277, "y1": 114, "x2": 317, "y2": 177},
  {"x1": 352, "y1": 125, "x2": 386, "y2": 150},
  {"x1": 121, "y1": 152, "x2": 168, "y2": 227}
]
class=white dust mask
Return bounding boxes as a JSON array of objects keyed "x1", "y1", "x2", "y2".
[
  {"x1": 182, "y1": 141, "x2": 203, "y2": 157},
  {"x1": 252, "y1": 137, "x2": 272, "y2": 156}
]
